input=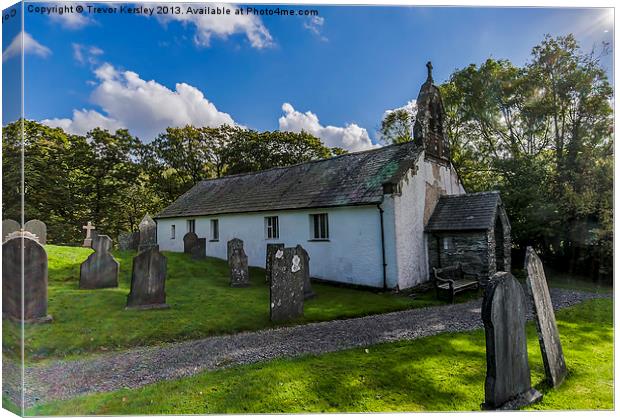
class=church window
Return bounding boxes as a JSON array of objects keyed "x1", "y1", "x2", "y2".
[
  {"x1": 210, "y1": 219, "x2": 219, "y2": 241},
  {"x1": 265, "y1": 216, "x2": 279, "y2": 239},
  {"x1": 187, "y1": 219, "x2": 195, "y2": 233},
  {"x1": 311, "y1": 213, "x2": 329, "y2": 240},
  {"x1": 171, "y1": 225, "x2": 176, "y2": 239}
]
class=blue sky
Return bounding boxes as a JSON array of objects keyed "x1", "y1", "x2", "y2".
[{"x1": 2, "y1": 2, "x2": 614, "y2": 150}]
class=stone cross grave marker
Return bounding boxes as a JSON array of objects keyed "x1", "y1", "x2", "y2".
[
  {"x1": 228, "y1": 238, "x2": 249, "y2": 287},
  {"x1": 481, "y1": 271, "x2": 542, "y2": 410},
  {"x1": 25, "y1": 219, "x2": 47, "y2": 245},
  {"x1": 265, "y1": 243, "x2": 284, "y2": 283},
  {"x1": 80, "y1": 234, "x2": 119, "y2": 289},
  {"x1": 525, "y1": 246, "x2": 567, "y2": 388},
  {"x1": 295, "y1": 245, "x2": 315, "y2": 300},
  {"x1": 2, "y1": 231, "x2": 52, "y2": 323},
  {"x1": 270, "y1": 247, "x2": 305, "y2": 322},
  {"x1": 191, "y1": 238, "x2": 206, "y2": 260},
  {"x1": 82, "y1": 221, "x2": 96, "y2": 247},
  {"x1": 138, "y1": 214, "x2": 157, "y2": 252},
  {"x1": 2, "y1": 219, "x2": 20, "y2": 243},
  {"x1": 126, "y1": 245, "x2": 168, "y2": 310},
  {"x1": 183, "y1": 231, "x2": 199, "y2": 254}
]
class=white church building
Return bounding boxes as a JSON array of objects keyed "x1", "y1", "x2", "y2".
[{"x1": 155, "y1": 63, "x2": 510, "y2": 290}]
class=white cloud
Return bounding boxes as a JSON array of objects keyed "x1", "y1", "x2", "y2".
[
  {"x1": 49, "y1": 9, "x2": 94, "y2": 29},
  {"x1": 279, "y1": 103, "x2": 376, "y2": 152},
  {"x1": 156, "y1": 3, "x2": 273, "y2": 48},
  {"x1": 383, "y1": 99, "x2": 417, "y2": 120},
  {"x1": 42, "y1": 63, "x2": 236, "y2": 139},
  {"x1": 2, "y1": 31, "x2": 52, "y2": 62},
  {"x1": 72, "y1": 43, "x2": 104, "y2": 65},
  {"x1": 303, "y1": 16, "x2": 327, "y2": 41}
]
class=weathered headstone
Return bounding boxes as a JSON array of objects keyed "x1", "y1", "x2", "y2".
[
  {"x1": 270, "y1": 247, "x2": 305, "y2": 322},
  {"x1": 191, "y1": 238, "x2": 207, "y2": 260},
  {"x1": 82, "y1": 221, "x2": 96, "y2": 247},
  {"x1": 227, "y1": 238, "x2": 244, "y2": 265},
  {"x1": 525, "y1": 247, "x2": 567, "y2": 388},
  {"x1": 138, "y1": 214, "x2": 157, "y2": 252},
  {"x1": 265, "y1": 243, "x2": 285, "y2": 283},
  {"x1": 2, "y1": 231, "x2": 52, "y2": 323},
  {"x1": 118, "y1": 231, "x2": 140, "y2": 251},
  {"x1": 79, "y1": 234, "x2": 119, "y2": 289},
  {"x1": 183, "y1": 231, "x2": 199, "y2": 254},
  {"x1": 2, "y1": 219, "x2": 20, "y2": 242},
  {"x1": 126, "y1": 245, "x2": 168, "y2": 310},
  {"x1": 228, "y1": 239, "x2": 249, "y2": 287},
  {"x1": 24, "y1": 219, "x2": 47, "y2": 245},
  {"x1": 295, "y1": 245, "x2": 316, "y2": 300},
  {"x1": 482, "y1": 271, "x2": 542, "y2": 410}
]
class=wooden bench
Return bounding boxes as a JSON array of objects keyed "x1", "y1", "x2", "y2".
[{"x1": 433, "y1": 263, "x2": 480, "y2": 303}]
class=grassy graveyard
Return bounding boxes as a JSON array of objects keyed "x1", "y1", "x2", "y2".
[
  {"x1": 26, "y1": 297, "x2": 612, "y2": 414},
  {"x1": 3, "y1": 244, "x2": 475, "y2": 362}
]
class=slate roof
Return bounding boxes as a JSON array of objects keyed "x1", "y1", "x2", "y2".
[
  {"x1": 425, "y1": 191, "x2": 501, "y2": 231},
  {"x1": 155, "y1": 141, "x2": 423, "y2": 219}
]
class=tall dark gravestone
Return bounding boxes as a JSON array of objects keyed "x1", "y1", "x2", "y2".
[
  {"x1": 482, "y1": 272, "x2": 542, "y2": 410},
  {"x1": 2, "y1": 232, "x2": 52, "y2": 323},
  {"x1": 126, "y1": 245, "x2": 168, "y2": 310},
  {"x1": 24, "y1": 219, "x2": 47, "y2": 245},
  {"x1": 183, "y1": 232, "x2": 199, "y2": 254},
  {"x1": 265, "y1": 243, "x2": 284, "y2": 283},
  {"x1": 270, "y1": 247, "x2": 305, "y2": 323},
  {"x1": 79, "y1": 234, "x2": 120, "y2": 289},
  {"x1": 525, "y1": 247, "x2": 567, "y2": 388},
  {"x1": 295, "y1": 245, "x2": 315, "y2": 300},
  {"x1": 228, "y1": 238, "x2": 249, "y2": 287},
  {"x1": 191, "y1": 238, "x2": 206, "y2": 260},
  {"x1": 138, "y1": 215, "x2": 157, "y2": 252},
  {"x1": 2, "y1": 219, "x2": 20, "y2": 243}
]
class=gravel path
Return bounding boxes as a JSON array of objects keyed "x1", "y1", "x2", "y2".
[{"x1": 5, "y1": 288, "x2": 608, "y2": 408}]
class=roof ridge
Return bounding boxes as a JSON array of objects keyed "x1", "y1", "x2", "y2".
[
  {"x1": 440, "y1": 190, "x2": 500, "y2": 198},
  {"x1": 196, "y1": 141, "x2": 417, "y2": 183}
]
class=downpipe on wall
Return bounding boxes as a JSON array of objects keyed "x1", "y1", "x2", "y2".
[{"x1": 377, "y1": 204, "x2": 387, "y2": 289}]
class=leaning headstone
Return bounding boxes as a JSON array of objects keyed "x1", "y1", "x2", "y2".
[
  {"x1": 118, "y1": 231, "x2": 140, "y2": 251},
  {"x1": 79, "y1": 234, "x2": 119, "y2": 289},
  {"x1": 265, "y1": 243, "x2": 285, "y2": 283},
  {"x1": 270, "y1": 247, "x2": 305, "y2": 322},
  {"x1": 2, "y1": 231, "x2": 52, "y2": 323},
  {"x1": 229, "y1": 240, "x2": 249, "y2": 287},
  {"x1": 24, "y1": 219, "x2": 47, "y2": 245},
  {"x1": 481, "y1": 271, "x2": 542, "y2": 410},
  {"x1": 525, "y1": 247, "x2": 567, "y2": 388},
  {"x1": 126, "y1": 245, "x2": 168, "y2": 310},
  {"x1": 183, "y1": 232, "x2": 199, "y2": 254},
  {"x1": 82, "y1": 221, "x2": 96, "y2": 247},
  {"x1": 295, "y1": 245, "x2": 316, "y2": 300},
  {"x1": 191, "y1": 237, "x2": 207, "y2": 260},
  {"x1": 2, "y1": 219, "x2": 20, "y2": 242},
  {"x1": 227, "y1": 238, "x2": 244, "y2": 265},
  {"x1": 138, "y1": 214, "x2": 157, "y2": 252}
]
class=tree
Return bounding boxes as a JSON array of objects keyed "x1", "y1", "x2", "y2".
[{"x1": 379, "y1": 101, "x2": 417, "y2": 144}]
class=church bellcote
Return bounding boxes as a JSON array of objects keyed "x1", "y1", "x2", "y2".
[{"x1": 413, "y1": 62, "x2": 450, "y2": 162}]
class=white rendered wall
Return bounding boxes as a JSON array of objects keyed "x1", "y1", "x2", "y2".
[
  {"x1": 156, "y1": 205, "x2": 385, "y2": 287},
  {"x1": 390, "y1": 152, "x2": 465, "y2": 289}
]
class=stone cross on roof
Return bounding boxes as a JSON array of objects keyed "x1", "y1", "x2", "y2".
[{"x1": 426, "y1": 61, "x2": 433, "y2": 83}]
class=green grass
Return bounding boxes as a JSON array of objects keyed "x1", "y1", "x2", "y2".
[
  {"x1": 26, "y1": 298, "x2": 613, "y2": 414},
  {"x1": 3, "y1": 245, "x2": 463, "y2": 362}
]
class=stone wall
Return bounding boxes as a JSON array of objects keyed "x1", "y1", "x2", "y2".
[{"x1": 428, "y1": 231, "x2": 491, "y2": 280}]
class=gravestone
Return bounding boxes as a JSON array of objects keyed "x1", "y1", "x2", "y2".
[
  {"x1": 525, "y1": 247, "x2": 567, "y2": 388},
  {"x1": 191, "y1": 238, "x2": 207, "y2": 260},
  {"x1": 2, "y1": 219, "x2": 20, "y2": 242},
  {"x1": 126, "y1": 245, "x2": 168, "y2": 310},
  {"x1": 2, "y1": 231, "x2": 52, "y2": 323},
  {"x1": 138, "y1": 214, "x2": 157, "y2": 252},
  {"x1": 295, "y1": 245, "x2": 316, "y2": 300},
  {"x1": 228, "y1": 239, "x2": 249, "y2": 287},
  {"x1": 270, "y1": 247, "x2": 305, "y2": 322},
  {"x1": 482, "y1": 271, "x2": 542, "y2": 410},
  {"x1": 79, "y1": 234, "x2": 119, "y2": 289},
  {"x1": 25, "y1": 219, "x2": 47, "y2": 245},
  {"x1": 265, "y1": 243, "x2": 284, "y2": 283},
  {"x1": 82, "y1": 221, "x2": 96, "y2": 247},
  {"x1": 118, "y1": 231, "x2": 140, "y2": 251},
  {"x1": 183, "y1": 232, "x2": 199, "y2": 254}
]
